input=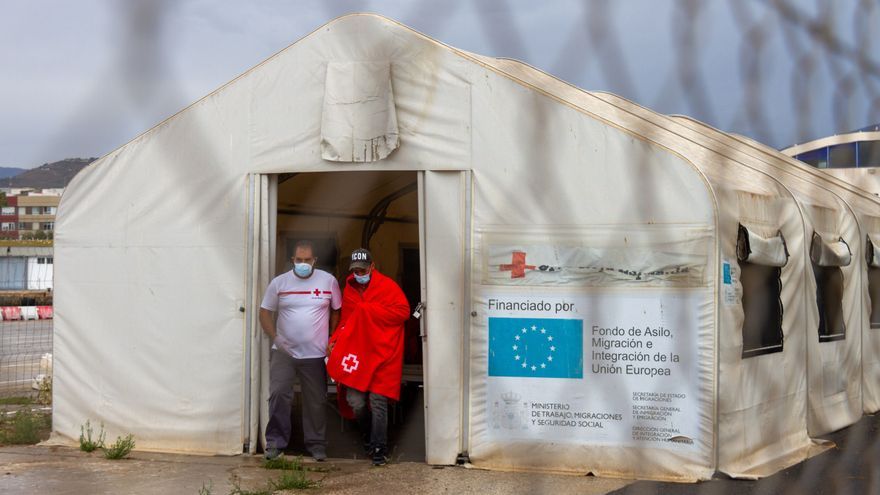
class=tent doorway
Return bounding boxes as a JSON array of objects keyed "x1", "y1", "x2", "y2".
[{"x1": 269, "y1": 170, "x2": 425, "y2": 461}]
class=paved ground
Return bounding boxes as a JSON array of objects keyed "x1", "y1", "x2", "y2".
[
  {"x1": 610, "y1": 412, "x2": 880, "y2": 495},
  {"x1": 2, "y1": 413, "x2": 877, "y2": 494},
  {"x1": 0, "y1": 446, "x2": 630, "y2": 495}
]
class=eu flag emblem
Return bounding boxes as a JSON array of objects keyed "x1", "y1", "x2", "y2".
[{"x1": 488, "y1": 317, "x2": 583, "y2": 378}]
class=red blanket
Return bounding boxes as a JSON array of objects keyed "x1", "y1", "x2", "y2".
[{"x1": 328, "y1": 270, "x2": 410, "y2": 402}]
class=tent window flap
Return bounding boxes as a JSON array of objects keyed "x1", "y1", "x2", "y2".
[
  {"x1": 867, "y1": 234, "x2": 880, "y2": 329},
  {"x1": 736, "y1": 224, "x2": 789, "y2": 267},
  {"x1": 736, "y1": 225, "x2": 785, "y2": 358},
  {"x1": 811, "y1": 232, "x2": 847, "y2": 342},
  {"x1": 320, "y1": 61, "x2": 400, "y2": 163}
]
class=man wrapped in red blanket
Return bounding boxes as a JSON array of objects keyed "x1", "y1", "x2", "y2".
[{"x1": 327, "y1": 248, "x2": 410, "y2": 465}]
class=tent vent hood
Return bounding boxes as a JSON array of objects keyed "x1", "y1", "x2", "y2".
[
  {"x1": 320, "y1": 61, "x2": 400, "y2": 162},
  {"x1": 810, "y1": 233, "x2": 852, "y2": 267},
  {"x1": 737, "y1": 224, "x2": 789, "y2": 267}
]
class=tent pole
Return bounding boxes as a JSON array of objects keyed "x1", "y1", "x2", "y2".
[
  {"x1": 243, "y1": 174, "x2": 257, "y2": 453},
  {"x1": 458, "y1": 170, "x2": 473, "y2": 460}
]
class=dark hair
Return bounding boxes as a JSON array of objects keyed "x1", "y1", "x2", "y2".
[{"x1": 294, "y1": 240, "x2": 315, "y2": 254}]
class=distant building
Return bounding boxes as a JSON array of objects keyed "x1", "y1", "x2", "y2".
[
  {"x1": 783, "y1": 124, "x2": 880, "y2": 169},
  {"x1": 782, "y1": 124, "x2": 880, "y2": 196},
  {"x1": 16, "y1": 193, "x2": 58, "y2": 239},
  {"x1": 0, "y1": 196, "x2": 18, "y2": 239},
  {"x1": 0, "y1": 245, "x2": 53, "y2": 290},
  {"x1": 0, "y1": 189, "x2": 62, "y2": 240}
]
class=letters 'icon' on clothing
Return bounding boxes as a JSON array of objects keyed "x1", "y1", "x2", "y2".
[{"x1": 488, "y1": 317, "x2": 583, "y2": 379}]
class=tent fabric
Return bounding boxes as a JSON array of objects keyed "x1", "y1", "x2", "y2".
[
  {"x1": 320, "y1": 61, "x2": 399, "y2": 162},
  {"x1": 51, "y1": 13, "x2": 880, "y2": 480},
  {"x1": 810, "y1": 234, "x2": 852, "y2": 267},
  {"x1": 736, "y1": 224, "x2": 789, "y2": 267}
]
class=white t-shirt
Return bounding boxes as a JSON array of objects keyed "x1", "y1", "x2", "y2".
[{"x1": 260, "y1": 269, "x2": 342, "y2": 359}]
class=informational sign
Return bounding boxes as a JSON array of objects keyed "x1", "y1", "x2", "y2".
[
  {"x1": 722, "y1": 259, "x2": 737, "y2": 306},
  {"x1": 485, "y1": 292, "x2": 704, "y2": 450}
]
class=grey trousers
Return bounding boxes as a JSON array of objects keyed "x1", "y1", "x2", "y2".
[
  {"x1": 265, "y1": 350, "x2": 327, "y2": 453},
  {"x1": 346, "y1": 388, "x2": 389, "y2": 451}
]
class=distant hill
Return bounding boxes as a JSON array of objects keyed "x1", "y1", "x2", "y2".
[
  {"x1": 0, "y1": 167, "x2": 25, "y2": 179},
  {"x1": 1, "y1": 158, "x2": 96, "y2": 189}
]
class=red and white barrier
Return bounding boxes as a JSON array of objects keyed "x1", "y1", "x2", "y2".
[
  {"x1": 0, "y1": 306, "x2": 54, "y2": 320},
  {"x1": 1, "y1": 306, "x2": 21, "y2": 320}
]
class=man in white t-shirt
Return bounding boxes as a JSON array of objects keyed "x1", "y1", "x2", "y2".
[{"x1": 260, "y1": 240, "x2": 341, "y2": 461}]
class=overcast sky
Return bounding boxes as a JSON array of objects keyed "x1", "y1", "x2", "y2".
[{"x1": 1, "y1": 0, "x2": 878, "y2": 168}]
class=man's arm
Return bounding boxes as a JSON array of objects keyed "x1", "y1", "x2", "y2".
[
  {"x1": 259, "y1": 308, "x2": 277, "y2": 341},
  {"x1": 327, "y1": 309, "x2": 341, "y2": 356},
  {"x1": 329, "y1": 309, "x2": 340, "y2": 335}
]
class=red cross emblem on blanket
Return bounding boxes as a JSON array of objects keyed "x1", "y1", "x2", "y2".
[
  {"x1": 500, "y1": 251, "x2": 535, "y2": 278},
  {"x1": 341, "y1": 353, "x2": 360, "y2": 373}
]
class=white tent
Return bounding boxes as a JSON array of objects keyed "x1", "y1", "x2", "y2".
[{"x1": 52, "y1": 14, "x2": 878, "y2": 481}]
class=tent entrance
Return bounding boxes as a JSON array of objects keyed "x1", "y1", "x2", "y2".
[{"x1": 262, "y1": 170, "x2": 426, "y2": 461}]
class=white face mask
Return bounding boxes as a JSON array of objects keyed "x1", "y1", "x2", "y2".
[
  {"x1": 354, "y1": 272, "x2": 371, "y2": 285},
  {"x1": 293, "y1": 262, "x2": 313, "y2": 278}
]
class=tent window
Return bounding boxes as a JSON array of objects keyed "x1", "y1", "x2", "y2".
[
  {"x1": 811, "y1": 233, "x2": 850, "y2": 342},
  {"x1": 736, "y1": 224, "x2": 787, "y2": 358},
  {"x1": 866, "y1": 234, "x2": 880, "y2": 328}
]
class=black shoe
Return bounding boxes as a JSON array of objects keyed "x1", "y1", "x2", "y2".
[
  {"x1": 264, "y1": 447, "x2": 282, "y2": 460},
  {"x1": 371, "y1": 447, "x2": 388, "y2": 466}
]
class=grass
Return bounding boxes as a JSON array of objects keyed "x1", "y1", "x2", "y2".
[
  {"x1": 35, "y1": 376, "x2": 52, "y2": 406},
  {"x1": 231, "y1": 455, "x2": 320, "y2": 493},
  {"x1": 228, "y1": 480, "x2": 271, "y2": 495},
  {"x1": 103, "y1": 433, "x2": 135, "y2": 459},
  {"x1": 198, "y1": 480, "x2": 213, "y2": 495},
  {"x1": 262, "y1": 455, "x2": 301, "y2": 470},
  {"x1": 0, "y1": 397, "x2": 32, "y2": 406},
  {"x1": 269, "y1": 469, "x2": 318, "y2": 490},
  {"x1": 0, "y1": 409, "x2": 50, "y2": 445},
  {"x1": 79, "y1": 420, "x2": 106, "y2": 452}
]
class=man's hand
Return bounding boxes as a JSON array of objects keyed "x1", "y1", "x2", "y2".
[
  {"x1": 274, "y1": 334, "x2": 293, "y2": 353},
  {"x1": 327, "y1": 341, "x2": 335, "y2": 356}
]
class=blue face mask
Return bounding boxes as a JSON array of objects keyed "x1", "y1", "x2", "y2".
[
  {"x1": 293, "y1": 263, "x2": 313, "y2": 278},
  {"x1": 354, "y1": 272, "x2": 371, "y2": 285}
]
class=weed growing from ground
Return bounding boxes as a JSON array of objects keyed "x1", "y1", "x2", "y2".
[
  {"x1": 269, "y1": 468, "x2": 318, "y2": 490},
  {"x1": 197, "y1": 480, "x2": 213, "y2": 495},
  {"x1": 228, "y1": 479, "x2": 270, "y2": 495},
  {"x1": 36, "y1": 376, "x2": 52, "y2": 406},
  {"x1": 239, "y1": 455, "x2": 320, "y2": 492},
  {"x1": 262, "y1": 455, "x2": 301, "y2": 470},
  {"x1": 79, "y1": 420, "x2": 106, "y2": 452},
  {"x1": 0, "y1": 409, "x2": 48, "y2": 445},
  {"x1": 103, "y1": 433, "x2": 135, "y2": 459}
]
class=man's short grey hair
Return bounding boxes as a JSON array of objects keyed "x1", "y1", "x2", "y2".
[{"x1": 294, "y1": 240, "x2": 315, "y2": 254}]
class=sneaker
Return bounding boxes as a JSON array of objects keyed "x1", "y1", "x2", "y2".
[
  {"x1": 264, "y1": 447, "x2": 282, "y2": 460},
  {"x1": 311, "y1": 449, "x2": 327, "y2": 462},
  {"x1": 371, "y1": 447, "x2": 388, "y2": 466}
]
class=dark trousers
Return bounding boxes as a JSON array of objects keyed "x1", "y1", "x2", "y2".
[
  {"x1": 346, "y1": 387, "x2": 389, "y2": 451},
  {"x1": 265, "y1": 350, "x2": 327, "y2": 454}
]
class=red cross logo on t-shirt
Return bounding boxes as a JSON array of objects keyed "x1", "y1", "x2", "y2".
[
  {"x1": 313, "y1": 288, "x2": 321, "y2": 297},
  {"x1": 500, "y1": 251, "x2": 535, "y2": 278}
]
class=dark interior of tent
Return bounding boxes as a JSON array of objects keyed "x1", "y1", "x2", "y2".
[{"x1": 272, "y1": 170, "x2": 425, "y2": 461}]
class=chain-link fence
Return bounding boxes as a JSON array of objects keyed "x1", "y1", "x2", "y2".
[
  {"x1": 0, "y1": 244, "x2": 53, "y2": 401},
  {"x1": 3, "y1": 0, "x2": 879, "y2": 491}
]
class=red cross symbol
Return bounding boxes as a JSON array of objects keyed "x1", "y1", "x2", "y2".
[
  {"x1": 500, "y1": 251, "x2": 535, "y2": 278},
  {"x1": 313, "y1": 288, "x2": 321, "y2": 297},
  {"x1": 341, "y1": 353, "x2": 360, "y2": 373}
]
